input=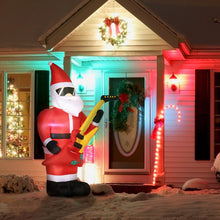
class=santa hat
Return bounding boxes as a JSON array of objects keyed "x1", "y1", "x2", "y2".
[{"x1": 49, "y1": 62, "x2": 74, "y2": 90}]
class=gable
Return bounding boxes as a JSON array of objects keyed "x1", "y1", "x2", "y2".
[
  {"x1": 40, "y1": 0, "x2": 184, "y2": 56},
  {"x1": 52, "y1": 0, "x2": 174, "y2": 56}
]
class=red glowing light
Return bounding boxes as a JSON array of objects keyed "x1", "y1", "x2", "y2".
[
  {"x1": 152, "y1": 105, "x2": 181, "y2": 185},
  {"x1": 169, "y1": 73, "x2": 179, "y2": 92}
]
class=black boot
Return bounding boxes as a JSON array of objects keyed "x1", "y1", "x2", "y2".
[
  {"x1": 69, "y1": 180, "x2": 91, "y2": 196},
  {"x1": 47, "y1": 180, "x2": 90, "y2": 197}
]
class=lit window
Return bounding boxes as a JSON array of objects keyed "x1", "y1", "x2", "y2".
[
  {"x1": 0, "y1": 72, "x2": 2, "y2": 157},
  {"x1": 0, "y1": 73, "x2": 31, "y2": 158}
]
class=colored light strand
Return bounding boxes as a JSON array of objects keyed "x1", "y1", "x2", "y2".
[{"x1": 152, "y1": 104, "x2": 181, "y2": 185}]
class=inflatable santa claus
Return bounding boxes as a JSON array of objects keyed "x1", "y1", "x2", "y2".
[{"x1": 37, "y1": 62, "x2": 103, "y2": 197}]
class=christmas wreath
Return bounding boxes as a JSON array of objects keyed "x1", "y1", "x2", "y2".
[
  {"x1": 99, "y1": 16, "x2": 127, "y2": 46},
  {"x1": 112, "y1": 80, "x2": 144, "y2": 131}
]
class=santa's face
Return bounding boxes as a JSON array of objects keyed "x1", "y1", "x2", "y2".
[{"x1": 51, "y1": 83, "x2": 83, "y2": 117}]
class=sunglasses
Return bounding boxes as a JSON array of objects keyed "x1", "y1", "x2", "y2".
[{"x1": 56, "y1": 87, "x2": 75, "y2": 96}]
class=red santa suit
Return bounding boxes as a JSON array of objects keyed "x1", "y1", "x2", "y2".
[
  {"x1": 37, "y1": 62, "x2": 100, "y2": 197},
  {"x1": 37, "y1": 107, "x2": 96, "y2": 182}
]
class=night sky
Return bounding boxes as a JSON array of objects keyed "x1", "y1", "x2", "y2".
[{"x1": 0, "y1": 0, "x2": 220, "y2": 50}]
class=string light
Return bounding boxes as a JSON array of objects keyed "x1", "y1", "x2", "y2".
[
  {"x1": 5, "y1": 78, "x2": 29, "y2": 158},
  {"x1": 152, "y1": 104, "x2": 181, "y2": 185}
]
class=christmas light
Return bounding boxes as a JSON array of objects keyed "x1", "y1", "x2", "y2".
[
  {"x1": 5, "y1": 78, "x2": 29, "y2": 158},
  {"x1": 169, "y1": 73, "x2": 179, "y2": 92},
  {"x1": 77, "y1": 145, "x2": 97, "y2": 184},
  {"x1": 152, "y1": 104, "x2": 181, "y2": 185},
  {"x1": 84, "y1": 145, "x2": 95, "y2": 163}
]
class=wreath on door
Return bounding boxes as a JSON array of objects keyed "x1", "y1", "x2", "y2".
[{"x1": 112, "y1": 80, "x2": 144, "y2": 131}]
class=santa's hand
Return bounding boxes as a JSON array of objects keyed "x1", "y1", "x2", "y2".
[
  {"x1": 93, "y1": 109, "x2": 104, "y2": 123},
  {"x1": 46, "y1": 140, "x2": 61, "y2": 154}
]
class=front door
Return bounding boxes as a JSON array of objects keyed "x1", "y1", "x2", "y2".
[{"x1": 103, "y1": 72, "x2": 151, "y2": 183}]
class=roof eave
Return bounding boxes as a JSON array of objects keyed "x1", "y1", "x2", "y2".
[
  {"x1": 39, "y1": 0, "x2": 108, "y2": 51},
  {"x1": 117, "y1": 0, "x2": 185, "y2": 48},
  {"x1": 39, "y1": 0, "x2": 186, "y2": 51}
]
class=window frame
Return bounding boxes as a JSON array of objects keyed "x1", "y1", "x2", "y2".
[
  {"x1": 211, "y1": 70, "x2": 220, "y2": 160},
  {"x1": 0, "y1": 71, "x2": 34, "y2": 159},
  {"x1": 195, "y1": 69, "x2": 210, "y2": 160}
]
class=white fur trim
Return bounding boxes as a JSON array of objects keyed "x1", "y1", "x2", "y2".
[
  {"x1": 43, "y1": 146, "x2": 53, "y2": 155},
  {"x1": 92, "y1": 121, "x2": 99, "y2": 127},
  {"x1": 47, "y1": 174, "x2": 77, "y2": 182},
  {"x1": 69, "y1": 114, "x2": 73, "y2": 133},
  {"x1": 50, "y1": 82, "x2": 74, "y2": 91},
  {"x1": 48, "y1": 61, "x2": 53, "y2": 66},
  {"x1": 43, "y1": 137, "x2": 52, "y2": 146}
]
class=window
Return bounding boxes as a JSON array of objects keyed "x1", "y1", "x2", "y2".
[
  {"x1": 0, "y1": 73, "x2": 31, "y2": 158},
  {"x1": 0, "y1": 72, "x2": 2, "y2": 157},
  {"x1": 195, "y1": 69, "x2": 210, "y2": 160}
]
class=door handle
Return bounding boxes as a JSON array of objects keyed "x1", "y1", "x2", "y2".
[{"x1": 104, "y1": 118, "x2": 108, "y2": 128}]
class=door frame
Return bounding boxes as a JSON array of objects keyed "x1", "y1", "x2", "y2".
[{"x1": 103, "y1": 72, "x2": 151, "y2": 183}]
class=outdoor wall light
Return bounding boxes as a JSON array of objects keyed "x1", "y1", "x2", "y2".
[
  {"x1": 77, "y1": 73, "x2": 85, "y2": 93},
  {"x1": 169, "y1": 73, "x2": 179, "y2": 92}
]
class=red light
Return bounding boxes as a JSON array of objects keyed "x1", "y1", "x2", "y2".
[
  {"x1": 152, "y1": 104, "x2": 181, "y2": 185},
  {"x1": 169, "y1": 73, "x2": 178, "y2": 92}
]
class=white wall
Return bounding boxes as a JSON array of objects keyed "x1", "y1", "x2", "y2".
[{"x1": 164, "y1": 60, "x2": 220, "y2": 188}]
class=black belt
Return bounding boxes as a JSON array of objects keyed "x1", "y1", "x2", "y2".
[{"x1": 50, "y1": 133, "x2": 71, "y2": 139}]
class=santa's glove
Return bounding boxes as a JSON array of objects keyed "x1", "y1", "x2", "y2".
[
  {"x1": 93, "y1": 109, "x2": 104, "y2": 124},
  {"x1": 46, "y1": 140, "x2": 61, "y2": 154}
]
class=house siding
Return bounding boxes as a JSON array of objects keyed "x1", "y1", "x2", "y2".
[
  {"x1": 0, "y1": 58, "x2": 220, "y2": 188},
  {"x1": 164, "y1": 64, "x2": 219, "y2": 188}
]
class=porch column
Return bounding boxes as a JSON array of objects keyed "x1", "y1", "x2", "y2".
[
  {"x1": 157, "y1": 55, "x2": 164, "y2": 115},
  {"x1": 156, "y1": 55, "x2": 165, "y2": 184},
  {"x1": 64, "y1": 55, "x2": 71, "y2": 77}
]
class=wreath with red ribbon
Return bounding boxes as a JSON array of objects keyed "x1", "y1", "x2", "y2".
[
  {"x1": 112, "y1": 80, "x2": 144, "y2": 131},
  {"x1": 99, "y1": 16, "x2": 127, "y2": 46}
]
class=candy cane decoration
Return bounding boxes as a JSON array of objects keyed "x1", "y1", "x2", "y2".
[{"x1": 152, "y1": 104, "x2": 181, "y2": 185}]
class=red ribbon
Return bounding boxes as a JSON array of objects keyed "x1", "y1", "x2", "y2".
[
  {"x1": 104, "y1": 17, "x2": 120, "y2": 37},
  {"x1": 113, "y1": 17, "x2": 120, "y2": 35},
  {"x1": 118, "y1": 92, "x2": 128, "y2": 112},
  {"x1": 151, "y1": 116, "x2": 164, "y2": 140},
  {"x1": 118, "y1": 92, "x2": 134, "y2": 113},
  {"x1": 119, "y1": 92, "x2": 129, "y2": 103},
  {"x1": 105, "y1": 18, "x2": 112, "y2": 36}
]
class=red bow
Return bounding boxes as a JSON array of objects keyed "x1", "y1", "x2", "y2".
[
  {"x1": 118, "y1": 92, "x2": 134, "y2": 113},
  {"x1": 104, "y1": 17, "x2": 120, "y2": 37},
  {"x1": 151, "y1": 116, "x2": 164, "y2": 140}
]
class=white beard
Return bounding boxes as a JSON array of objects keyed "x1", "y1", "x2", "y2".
[{"x1": 51, "y1": 91, "x2": 83, "y2": 117}]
